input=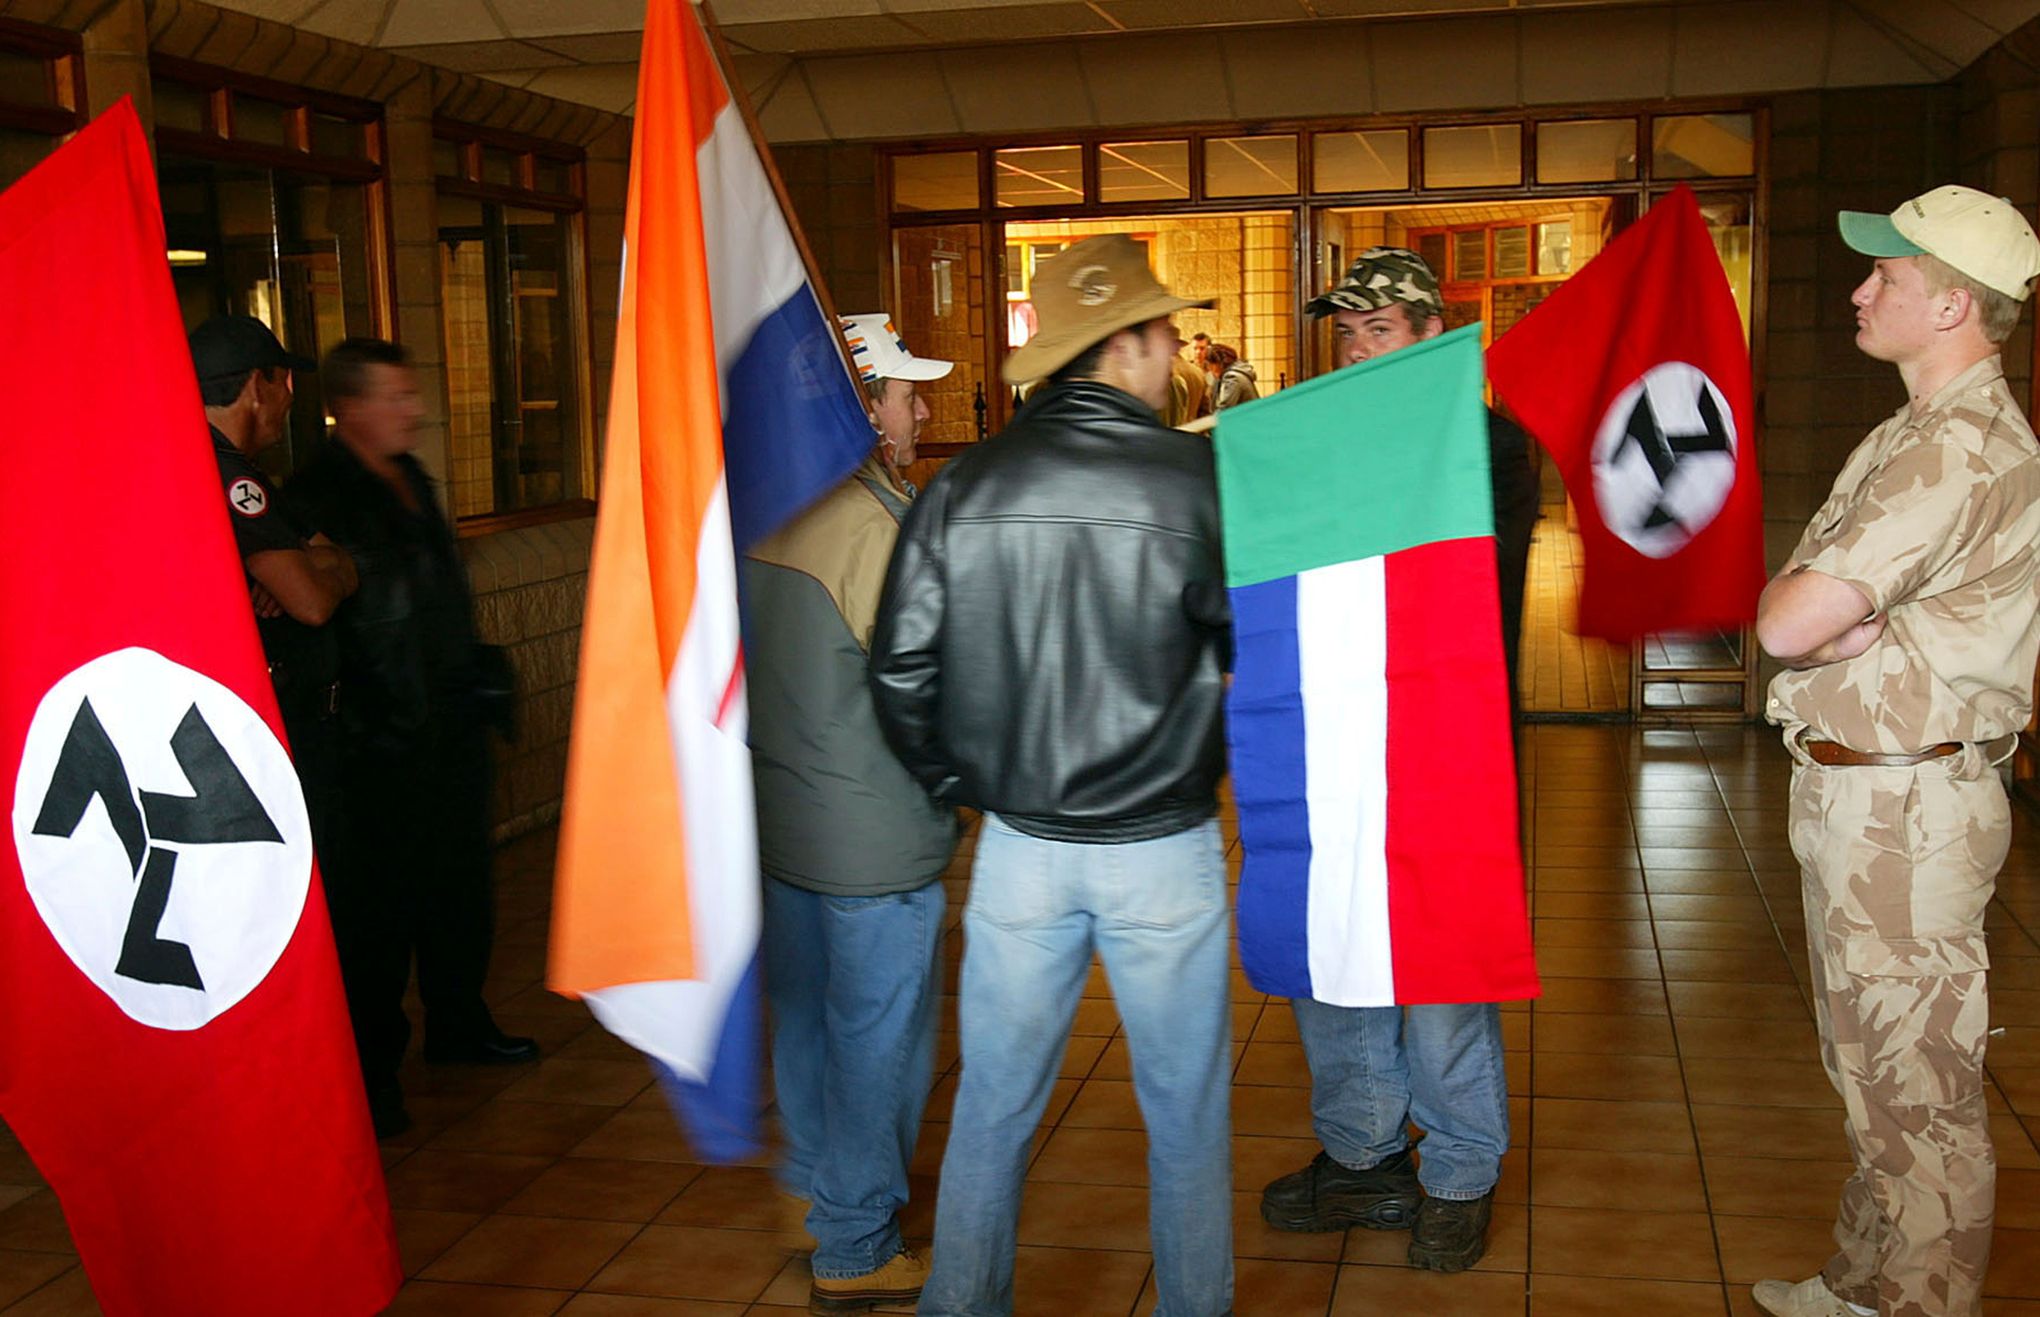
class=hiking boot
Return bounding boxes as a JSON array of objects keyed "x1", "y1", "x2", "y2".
[
  {"x1": 1260, "y1": 1148, "x2": 1421, "y2": 1232},
  {"x1": 809, "y1": 1247, "x2": 929, "y2": 1314},
  {"x1": 1407, "y1": 1191, "x2": 1492, "y2": 1272},
  {"x1": 1752, "y1": 1277, "x2": 1866, "y2": 1317}
]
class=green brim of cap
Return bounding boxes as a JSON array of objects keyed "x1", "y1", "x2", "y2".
[{"x1": 1838, "y1": 210, "x2": 1927, "y2": 259}]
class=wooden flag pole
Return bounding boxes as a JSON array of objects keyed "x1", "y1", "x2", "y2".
[{"x1": 693, "y1": 0, "x2": 877, "y2": 422}]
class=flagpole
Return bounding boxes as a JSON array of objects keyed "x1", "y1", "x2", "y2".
[{"x1": 694, "y1": 0, "x2": 877, "y2": 422}]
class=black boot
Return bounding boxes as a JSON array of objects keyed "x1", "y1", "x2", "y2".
[
  {"x1": 1408, "y1": 1191, "x2": 1493, "y2": 1272},
  {"x1": 1260, "y1": 1148, "x2": 1421, "y2": 1232}
]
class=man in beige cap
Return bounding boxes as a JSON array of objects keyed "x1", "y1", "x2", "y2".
[
  {"x1": 871, "y1": 235, "x2": 1234, "y2": 1316},
  {"x1": 1754, "y1": 185, "x2": 2040, "y2": 1317},
  {"x1": 748, "y1": 314, "x2": 959, "y2": 1313}
]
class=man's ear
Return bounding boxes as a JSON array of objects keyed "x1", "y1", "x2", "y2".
[{"x1": 1938, "y1": 286, "x2": 1974, "y2": 332}]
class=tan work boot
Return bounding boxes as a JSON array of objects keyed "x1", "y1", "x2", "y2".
[
  {"x1": 1752, "y1": 1276, "x2": 1870, "y2": 1317},
  {"x1": 809, "y1": 1247, "x2": 930, "y2": 1314}
]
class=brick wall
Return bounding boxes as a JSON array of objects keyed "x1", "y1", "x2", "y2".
[{"x1": 777, "y1": 142, "x2": 882, "y2": 316}]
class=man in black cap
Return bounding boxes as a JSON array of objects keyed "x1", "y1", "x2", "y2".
[{"x1": 192, "y1": 313, "x2": 356, "y2": 828}]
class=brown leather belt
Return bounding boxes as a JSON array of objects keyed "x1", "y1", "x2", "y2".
[{"x1": 1803, "y1": 739, "x2": 1962, "y2": 768}]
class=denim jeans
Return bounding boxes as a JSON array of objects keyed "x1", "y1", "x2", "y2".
[
  {"x1": 1290, "y1": 998, "x2": 1508, "y2": 1200},
  {"x1": 762, "y1": 876, "x2": 945, "y2": 1279},
  {"x1": 919, "y1": 816, "x2": 1233, "y2": 1317}
]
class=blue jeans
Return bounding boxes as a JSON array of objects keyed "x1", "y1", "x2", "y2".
[
  {"x1": 919, "y1": 816, "x2": 1233, "y2": 1317},
  {"x1": 762, "y1": 876, "x2": 945, "y2": 1279},
  {"x1": 1290, "y1": 998, "x2": 1508, "y2": 1200}
]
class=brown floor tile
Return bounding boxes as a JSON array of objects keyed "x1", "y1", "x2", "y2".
[
  {"x1": 1527, "y1": 1274, "x2": 1728, "y2": 1316},
  {"x1": 569, "y1": 1111, "x2": 704, "y2": 1165},
  {"x1": 1532, "y1": 1012, "x2": 1678, "y2": 1056},
  {"x1": 1533, "y1": 919, "x2": 1653, "y2": 949},
  {"x1": 1702, "y1": 1155, "x2": 1850, "y2": 1220},
  {"x1": 1534, "y1": 892, "x2": 1651, "y2": 921},
  {"x1": 1329, "y1": 1263, "x2": 1526, "y2": 1315},
  {"x1": 502, "y1": 1060, "x2": 655, "y2": 1108},
  {"x1": 1133, "y1": 1255, "x2": 1338, "y2": 1314},
  {"x1": 1649, "y1": 895, "x2": 1772, "y2": 923},
  {"x1": 0, "y1": 1194, "x2": 73, "y2": 1256},
  {"x1": 1015, "y1": 1181, "x2": 1153, "y2": 1252},
  {"x1": 1233, "y1": 1136, "x2": 1323, "y2": 1196},
  {"x1": 1675, "y1": 1016, "x2": 1819, "y2": 1060},
  {"x1": 1250, "y1": 1008, "x2": 1300, "y2": 1043},
  {"x1": 1683, "y1": 1058, "x2": 1841, "y2": 1110},
  {"x1": 384, "y1": 1280, "x2": 570, "y2": 1314},
  {"x1": 432, "y1": 1101, "x2": 620, "y2": 1158},
  {"x1": 1533, "y1": 870, "x2": 1645, "y2": 894},
  {"x1": 1713, "y1": 1213, "x2": 1838, "y2": 1284},
  {"x1": 1061, "y1": 1080, "x2": 1144, "y2": 1130},
  {"x1": 1988, "y1": 1227, "x2": 2040, "y2": 1298},
  {"x1": 1530, "y1": 1205, "x2": 1721, "y2": 1282},
  {"x1": 1028, "y1": 1127, "x2": 1150, "y2": 1186},
  {"x1": 1534, "y1": 978, "x2": 1670, "y2": 1016},
  {"x1": 1235, "y1": 1042, "x2": 1312, "y2": 1087},
  {"x1": 384, "y1": 1150, "x2": 556, "y2": 1214},
  {"x1": 1009, "y1": 1244, "x2": 1151, "y2": 1312},
  {"x1": 0, "y1": 1252, "x2": 74, "y2": 1308},
  {"x1": 1690, "y1": 1104, "x2": 1848, "y2": 1162},
  {"x1": 1229, "y1": 1190, "x2": 1345, "y2": 1263},
  {"x1": 1536, "y1": 946, "x2": 1663, "y2": 980},
  {"x1": 1654, "y1": 919, "x2": 1782, "y2": 951},
  {"x1": 588, "y1": 1225, "x2": 798, "y2": 1303},
  {"x1": 1231, "y1": 1084, "x2": 1312, "y2": 1138},
  {"x1": 3, "y1": 1269, "x2": 104, "y2": 1316},
  {"x1": 555, "y1": 1296, "x2": 744, "y2": 1315},
  {"x1": 1530, "y1": 1148, "x2": 1708, "y2": 1213},
  {"x1": 654, "y1": 1167, "x2": 808, "y2": 1233},
  {"x1": 423, "y1": 1214, "x2": 640, "y2": 1290},
  {"x1": 501, "y1": 1159, "x2": 701, "y2": 1224},
  {"x1": 1532, "y1": 1099, "x2": 1696, "y2": 1154},
  {"x1": 1531, "y1": 1053, "x2": 1687, "y2": 1102},
  {"x1": 1666, "y1": 983, "x2": 1812, "y2": 1021},
  {"x1": 1659, "y1": 949, "x2": 1797, "y2": 985},
  {"x1": 2001, "y1": 1168, "x2": 2040, "y2": 1232},
  {"x1": 393, "y1": 1207, "x2": 484, "y2": 1276}
]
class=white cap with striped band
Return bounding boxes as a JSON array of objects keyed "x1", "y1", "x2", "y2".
[{"x1": 839, "y1": 313, "x2": 955, "y2": 384}]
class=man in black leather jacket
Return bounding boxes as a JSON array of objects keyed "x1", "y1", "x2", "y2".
[
  {"x1": 872, "y1": 235, "x2": 1235, "y2": 1317},
  {"x1": 285, "y1": 338, "x2": 536, "y2": 1139}
]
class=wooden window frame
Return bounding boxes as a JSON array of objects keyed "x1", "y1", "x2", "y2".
[{"x1": 0, "y1": 18, "x2": 86, "y2": 139}]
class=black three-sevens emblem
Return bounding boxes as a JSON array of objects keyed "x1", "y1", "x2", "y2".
[
  {"x1": 1615, "y1": 381, "x2": 1733, "y2": 532},
  {"x1": 29, "y1": 698, "x2": 280, "y2": 990}
]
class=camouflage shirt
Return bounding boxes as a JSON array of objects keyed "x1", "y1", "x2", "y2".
[{"x1": 1768, "y1": 355, "x2": 2040, "y2": 752}]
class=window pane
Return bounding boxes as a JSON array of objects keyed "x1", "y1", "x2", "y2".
[
  {"x1": 994, "y1": 145, "x2": 1082, "y2": 208},
  {"x1": 1537, "y1": 219, "x2": 1573, "y2": 275},
  {"x1": 1423, "y1": 124, "x2": 1522, "y2": 188},
  {"x1": 481, "y1": 145, "x2": 518, "y2": 188},
  {"x1": 1537, "y1": 119, "x2": 1637, "y2": 184},
  {"x1": 234, "y1": 96, "x2": 292, "y2": 148},
  {"x1": 1205, "y1": 135, "x2": 1297, "y2": 198},
  {"x1": 893, "y1": 224, "x2": 987, "y2": 446},
  {"x1": 894, "y1": 150, "x2": 980, "y2": 212},
  {"x1": 1652, "y1": 113, "x2": 1755, "y2": 179},
  {"x1": 439, "y1": 195, "x2": 587, "y2": 517},
  {"x1": 153, "y1": 79, "x2": 208, "y2": 134},
  {"x1": 1452, "y1": 229, "x2": 1488, "y2": 280},
  {"x1": 1099, "y1": 140, "x2": 1188, "y2": 204},
  {"x1": 432, "y1": 137, "x2": 464, "y2": 180},
  {"x1": 1313, "y1": 130, "x2": 1409, "y2": 193},
  {"x1": 1493, "y1": 225, "x2": 1531, "y2": 278},
  {"x1": 309, "y1": 113, "x2": 362, "y2": 160}
]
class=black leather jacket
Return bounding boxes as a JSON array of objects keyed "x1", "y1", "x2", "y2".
[{"x1": 870, "y1": 380, "x2": 1229, "y2": 843}]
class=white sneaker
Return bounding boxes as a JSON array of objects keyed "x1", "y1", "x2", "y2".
[{"x1": 1751, "y1": 1277, "x2": 1870, "y2": 1317}]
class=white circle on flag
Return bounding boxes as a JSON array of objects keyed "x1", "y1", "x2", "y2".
[
  {"x1": 226, "y1": 478, "x2": 268, "y2": 517},
  {"x1": 10, "y1": 647, "x2": 311, "y2": 1030},
  {"x1": 1590, "y1": 361, "x2": 1739, "y2": 560}
]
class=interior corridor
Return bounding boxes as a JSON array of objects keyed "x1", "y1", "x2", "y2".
[{"x1": 4, "y1": 725, "x2": 2040, "y2": 1315}]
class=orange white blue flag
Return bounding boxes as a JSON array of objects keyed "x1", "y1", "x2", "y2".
[{"x1": 548, "y1": 0, "x2": 872, "y2": 1159}]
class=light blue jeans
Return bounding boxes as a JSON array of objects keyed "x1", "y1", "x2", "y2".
[
  {"x1": 1290, "y1": 998, "x2": 1508, "y2": 1200},
  {"x1": 762, "y1": 876, "x2": 945, "y2": 1279},
  {"x1": 919, "y1": 816, "x2": 1234, "y2": 1317}
]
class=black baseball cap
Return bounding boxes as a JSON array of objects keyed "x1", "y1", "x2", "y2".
[{"x1": 188, "y1": 314, "x2": 316, "y2": 383}]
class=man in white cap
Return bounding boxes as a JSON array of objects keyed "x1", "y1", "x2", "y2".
[
  {"x1": 746, "y1": 313, "x2": 959, "y2": 1312},
  {"x1": 1754, "y1": 186, "x2": 2040, "y2": 1317},
  {"x1": 871, "y1": 235, "x2": 1234, "y2": 1316}
]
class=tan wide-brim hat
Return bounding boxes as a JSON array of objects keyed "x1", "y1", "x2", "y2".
[{"x1": 1003, "y1": 234, "x2": 1215, "y2": 385}]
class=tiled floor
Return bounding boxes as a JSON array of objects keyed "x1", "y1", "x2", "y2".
[
  {"x1": 7, "y1": 724, "x2": 2040, "y2": 1315},
  {"x1": 1519, "y1": 513, "x2": 1631, "y2": 717}
]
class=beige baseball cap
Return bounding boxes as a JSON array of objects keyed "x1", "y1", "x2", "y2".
[{"x1": 1839, "y1": 185, "x2": 2040, "y2": 301}]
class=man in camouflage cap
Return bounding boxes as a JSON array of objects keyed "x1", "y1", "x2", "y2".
[
  {"x1": 1754, "y1": 186, "x2": 2040, "y2": 1317},
  {"x1": 1258, "y1": 246, "x2": 1538, "y2": 1273}
]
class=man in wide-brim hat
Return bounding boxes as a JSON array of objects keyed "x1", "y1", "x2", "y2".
[{"x1": 871, "y1": 234, "x2": 1237, "y2": 1316}]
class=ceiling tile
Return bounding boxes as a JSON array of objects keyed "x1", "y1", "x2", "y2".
[
  {"x1": 1824, "y1": 7, "x2": 1945, "y2": 86},
  {"x1": 516, "y1": 64, "x2": 641, "y2": 114},
  {"x1": 1371, "y1": 16, "x2": 1518, "y2": 112},
  {"x1": 523, "y1": 32, "x2": 649, "y2": 63},
  {"x1": 1844, "y1": 0, "x2": 1991, "y2": 72},
  {"x1": 1223, "y1": 23, "x2": 1374, "y2": 119},
  {"x1": 378, "y1": 0, "x2": 501, "y2": 46},
  {"x1": 1308, "y1": 0, "x2": 1499, "y2": 17},
  {"x1": 487, "y1": 0, "x2": 650, "y2": 39},
  {"x1": 205, "y1": 0, "x2": 325, "y2": 21},
  {"x1": 803, "y1": 52, "x2": 962, "y2": 139},
  {"x1": 719, "y1": 15, "x2": 926, "y2": 54},
  {"x1": 1672, "y1": 0, "x2": 1837, "y2": 95},
  {"x1": 711, "y1": 0, "x2": 884, "y2": 18},
  {"x1": 894, "y1": 4, "x2": 1114, "y2": 42},
  {"x1": 1520, "y1": 8, "x2": 1672, "y2": 104},
  {"x1": 383, "y1": 39, "x2": 569, "y2": 72},
  {"x1": 1096, "y1": 0, "x2": 1312, "y2": 27},
  {"x1": 293, "y1": 0, "x2": 392, "y2": 45},
  {"x1": 755, "y1": 72, "x2": 832, "y2": 141},
  {"x1": 938, "y1": 42, "x2": 1095, "y2": 134},
  {"x1": 1077, "y1": 32, "x2": 1227, "y2": 126}
]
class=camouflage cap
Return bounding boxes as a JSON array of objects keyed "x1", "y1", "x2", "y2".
[{"x1": 1305, "y1": 246, "x2": 1444, "y2": 319}]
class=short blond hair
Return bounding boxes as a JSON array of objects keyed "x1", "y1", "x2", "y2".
[{"x1": 1918, "y1": 252, "x2": 2028, "y2": 344}]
